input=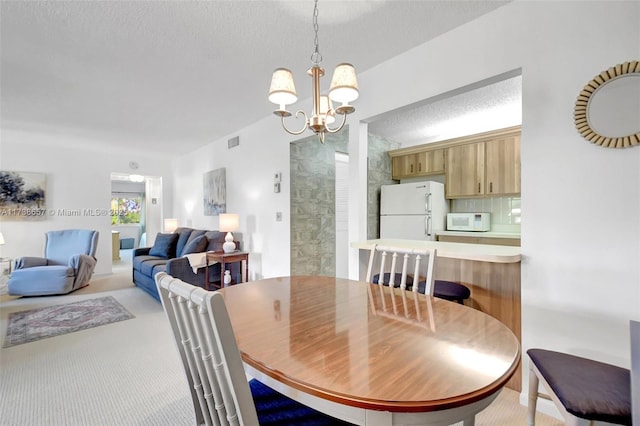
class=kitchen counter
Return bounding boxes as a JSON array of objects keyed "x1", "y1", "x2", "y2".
[
  {"x1": 351, "y1": 238, "x2": 521, "y2": 263},
  {"x1": 436, "y1": 230, "x2": 521, "y2": 239}
]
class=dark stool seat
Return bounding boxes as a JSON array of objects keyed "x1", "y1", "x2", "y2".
[
  {"x1": 417, "y1": 279, "x2": 471, "y2": 304},
  {"x1": 372, "y1": 272, "x2": 414, "y2": 288},
  {"x1": 373, "y1": 273, "x2": 470, "y2": 304},
  {"x1": 527, "y1": 348, "x2": 631, "y2": 425}
]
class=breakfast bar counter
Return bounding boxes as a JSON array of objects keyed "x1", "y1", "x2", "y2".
[
  {"x1": 351, "y1": 238, "x2": 522, "y2": 391},
  {"x1": 351, "y1": 238, "x2": 520, "y2": 263}
]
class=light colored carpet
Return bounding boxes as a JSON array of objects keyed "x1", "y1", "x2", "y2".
[{"x1": 0, "y1": 258, "x2": 562, "y2": 425}]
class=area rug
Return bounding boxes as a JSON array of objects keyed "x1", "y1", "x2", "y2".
[{"x1": 3, "y1": 296, "x2": 135, "y2": 348}]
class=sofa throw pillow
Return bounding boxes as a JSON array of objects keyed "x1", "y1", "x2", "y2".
[
  {"x1": 149, "y1": 233, "x2": 179, "y2": 259},
  {"x1": 181, "y1": 235, "x2": 208, "y2": 255}
]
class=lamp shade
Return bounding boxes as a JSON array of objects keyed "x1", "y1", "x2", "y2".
[
  {"x1": 0, "y1": 232, "x2": 4, "y2": 245},
  {"x1": 329, "y1": 63, "x2": 359, "y2": 103},
  {"x1": 164, "y1": 218, "x2": 178, "y2": 233},
  {"x1": 219, "y1": 213, "x2": 239, "y2": 232},
  {"x1": 268, "y1": 68, "x2": 298, "y2": 107}
]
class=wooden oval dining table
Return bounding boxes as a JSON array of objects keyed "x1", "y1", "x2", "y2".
[{"x1": 217, "y1": 275, "x2": 521, "y2": 426}]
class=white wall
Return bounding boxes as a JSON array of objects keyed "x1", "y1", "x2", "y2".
[
  {"x1": 0, "y1": 130, "x2": 174, "y2": 275},
  {"x1": 171, "y1": 116, "x2": 292, "y2": 280},
  {"x1": 171, "y1": 0, "x2": 640, "y2": 415}
]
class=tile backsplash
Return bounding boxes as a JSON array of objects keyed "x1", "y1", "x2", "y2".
[{"x1": 451, "y1": 196, "x2": 521, "y2": 233}]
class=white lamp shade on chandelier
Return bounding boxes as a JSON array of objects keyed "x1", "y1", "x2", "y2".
[
  {"x1": 219, "y1": 213, "x2": 239, "y2": 253},
  {"x1": 269, "y1": 68, "x2": 298, "y2": 111},
  {"x1": 329, "y1": 63, "x2": 359, "y2": 104}
]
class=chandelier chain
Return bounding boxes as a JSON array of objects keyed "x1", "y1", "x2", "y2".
[{"x1": 310, "y1": 0, "x2": 322, "y2": 65}]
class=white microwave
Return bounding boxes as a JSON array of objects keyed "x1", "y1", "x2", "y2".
[{"x1": 447, "y1": 213, "x2": 491, "y2": 232}]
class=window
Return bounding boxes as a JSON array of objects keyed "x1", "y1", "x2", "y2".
[{"x1": 111, "y1": 194, "x2": 142, "y2": 225}]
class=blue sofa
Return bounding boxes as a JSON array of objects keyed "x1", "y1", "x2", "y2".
[{"x1": 132, "y1": 227, "x2": 239, "y2": 301}]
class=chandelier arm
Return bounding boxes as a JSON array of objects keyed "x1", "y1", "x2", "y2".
[
  {"x1": 324, "y1": 112, "x2": 348, "y2": 134},
  {"x1": 281, "y1": 111, "x2": 310, "y2": 136}
]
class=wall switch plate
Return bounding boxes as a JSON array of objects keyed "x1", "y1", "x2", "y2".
[
  {"x1": 276, "y1": 212, "x2": 282, "y2": 222},
  {"x1": 274, "y1": 172, "x2": 281, "y2": 183},
  {"x1": 274, "y1": 182, "x2": 280, "y2": 193}
]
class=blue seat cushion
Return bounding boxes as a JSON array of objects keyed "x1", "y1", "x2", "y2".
[
  {"x1": 372, "y1": 273, "x2": 414, "y2": 288},
  {"x1": 528, "y1": 349, "x2": 631, "y2": 425},
  {"x1": 416, "y1": 280, "x2": 470, "y2": 303},
  {"x1": 8, "y1": 265, "x2": 74, "y2": 296},
  {"x1": 249, "y1": 379, "x2": 353, "y2": 425},
  {"x1": 137, "y1": 258, "x2": 169, "y2": 277}
]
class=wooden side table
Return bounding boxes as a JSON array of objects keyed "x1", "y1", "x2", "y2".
[{"x1": 205, "y1": 251, "x2": 249, "y2": 290}]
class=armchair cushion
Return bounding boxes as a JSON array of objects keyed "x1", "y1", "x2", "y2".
[
  {"x1": 182, "y1": 235, "x2": 208, "y2": 255},
  {"x1": 149, "y1": 233, "x2": 179, "y2": 259}
]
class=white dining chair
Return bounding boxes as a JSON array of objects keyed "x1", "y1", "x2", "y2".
[
  {"x1": 155, "y1": 272, "x2": 352, "y2": 426},
  {"x1": 365, "y1": 243, "x2": 437, "y2": 295}
]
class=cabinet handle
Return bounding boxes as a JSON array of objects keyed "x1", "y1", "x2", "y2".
[
  {"x1": 418, "y1": 163, "x2": 422, "y2": 172},
  {"x1": 490, "y1": 182, "x2": 493, "y2": 193},
  {"x1": 478, "y1": 182, "x2": 481, "y2": 193},
  {"x1": 410, "y1": 164, "x2": 413, "y2": 173}
]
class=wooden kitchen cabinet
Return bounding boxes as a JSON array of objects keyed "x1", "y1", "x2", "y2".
[
  {"x1": 485, "y1": 135, "x2": 521, "y2": 196},
  {"x1": 391, "y1": 149, "x2": 444, "y2": 179},
  {"x1": 445, "y1": 143, "x2": 485, "y2": 198},
  {"x1": 445, "y1": 134, "x2": 520, "y2": 199}
]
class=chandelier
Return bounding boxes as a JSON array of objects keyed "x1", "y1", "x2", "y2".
[{"x1": 268, "y1": 0, "x2": 359, "y2": 143}]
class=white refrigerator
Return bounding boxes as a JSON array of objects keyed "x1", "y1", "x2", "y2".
[{"x1": 380, "y1": 181, "x2": 448, "y2": 240}]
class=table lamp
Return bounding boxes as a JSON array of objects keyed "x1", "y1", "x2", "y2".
[
  {"x1": 219, "y1": 213, "x2": 239, "y2": 253},
  {"x1": 164, "y1": 218, "x2": 178, "y2": 233}
]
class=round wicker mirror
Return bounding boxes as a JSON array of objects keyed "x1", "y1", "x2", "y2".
[{"x1": 574, "y1": 60, "x2": 640, "y2": 148}]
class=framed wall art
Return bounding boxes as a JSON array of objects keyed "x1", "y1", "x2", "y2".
[
  {"x1": 203, "y1": 168, "x2": 226, "y2": 216},
  {"x1": 0, "y1": 171, "x2": 47, "y2": 220}
]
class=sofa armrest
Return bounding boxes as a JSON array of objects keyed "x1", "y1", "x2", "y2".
[
  {"x1": 14, "y1": 256, "x2": 48, "y2": 270},
  {"x1": 133, "y1": 247, "x2": 151, "y2": 257},
  {"x1": 166, "y1": 256, "x2": 221, "y2": 288}
]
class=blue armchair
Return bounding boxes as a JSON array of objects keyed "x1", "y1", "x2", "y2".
[{"x1": 8, "y1": 229, "x2": 99, "y2": 296}]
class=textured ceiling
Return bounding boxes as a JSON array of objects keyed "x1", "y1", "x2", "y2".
[
  {"x1": 1, "y1": 0, "x2": 511, "y2": 155},
  {"x1": 368, "y1": 73, "x2": 522, "y2": 145}
]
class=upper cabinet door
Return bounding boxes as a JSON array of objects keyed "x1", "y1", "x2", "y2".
[
  {"x1": 485, "y1": 136, "x2": 521, "y2": 196},
  {"x1": 391, "y1": 149, "x2": 445, "y2": 180},
  {"x1": 445, "y1": 143, "x2": 485, "y2": 198}
]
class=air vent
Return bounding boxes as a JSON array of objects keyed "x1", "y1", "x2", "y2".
[{"x1": 228, "y1": 136, "x2": 240, "y2": 149}]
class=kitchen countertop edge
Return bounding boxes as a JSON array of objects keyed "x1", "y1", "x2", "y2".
[
  {"x1": 436, "y1": 230, "x2": 521, "y2": 239},
  {"x1": 351, "y1": 239, "x2": 521, "y2": 263}
]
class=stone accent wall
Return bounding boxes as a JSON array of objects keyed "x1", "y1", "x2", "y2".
[
  {"x1": 290, "y1": 130, "x2": 347, "y2": 276},
  {"x1": 367, "y1": 134, "x2": 400, "y2": 239},
  {"x1": 290, "y1": 130, "x2": 397, "y2": 276}
]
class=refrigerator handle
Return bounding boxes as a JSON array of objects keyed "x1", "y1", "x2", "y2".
[
  {"x1": 425, "y1": 192, "x2": 432, "y2": 213},
  {"x1": 426, "y1": 216, "x2": 432, "y2": 237}
]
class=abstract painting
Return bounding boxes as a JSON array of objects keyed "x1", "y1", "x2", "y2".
[
  {"x1": 203, "y1": 168, "x2": 226, "y2": 216},
  {"x1": 0, "y1": 171, "x2": 47, "y2": 220}
]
